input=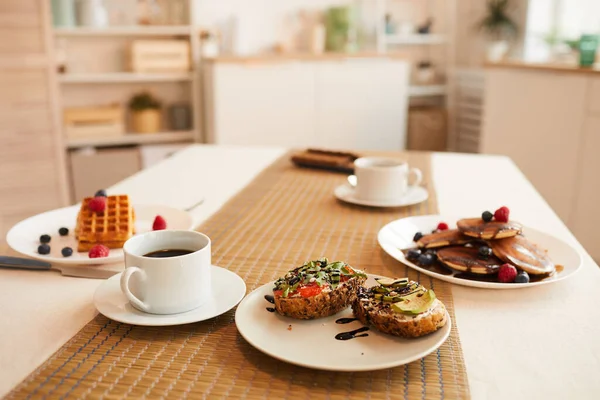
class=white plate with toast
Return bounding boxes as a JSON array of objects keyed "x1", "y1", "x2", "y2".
[
  {"x1": 6, "y1": 204, "x2": 193, "y2": 266},
  {"x1": 378, "y1": 215, "x2": 582, "y2": 289},
  {"x1": 235, "y1": 275, "x2": 451, "y2": 372}
]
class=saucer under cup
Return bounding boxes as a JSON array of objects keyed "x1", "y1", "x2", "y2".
[{"x1": 354, "y1": 157, "x2": 422, "y2": 203}]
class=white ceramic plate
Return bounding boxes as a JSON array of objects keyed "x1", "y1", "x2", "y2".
[
  {"x1": 334, "y1": 184, "x2": 428, "y2": 208},
  {"x1": 378, "y1": 214, "x2": 583, "y2": 289},
  {"x1": 235, "y1": 275, "x2": 451, "y2": 372},
  {"x1": 94, "y1": 266, "x2": 246, "y2": 326},
  {"x1": 6, "y1": 204, "x2": 193, "y2": 265}
]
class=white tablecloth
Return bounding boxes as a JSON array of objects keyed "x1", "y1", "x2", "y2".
[{"x1": 1, "y1": 145, "x2": 599, "y2": 399}]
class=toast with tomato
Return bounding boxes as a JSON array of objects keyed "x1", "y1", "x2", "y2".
[{"x1": 272, "y1": 258, "x2": 367, "y2": 319}]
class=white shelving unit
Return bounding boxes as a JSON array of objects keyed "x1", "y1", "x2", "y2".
[
  {"x1": 375, "y1": 0, "x2": 455, "y2": 100},
  {"x1": 384, "y1": 34, "x2": 447, "y2": 45},
  {"x1": 54, "y1": 26, "x2": 192, "y2": 36},
  {"x1": 66, "y1": 131, "x2": 194, "y2": 149},
  {"x1": 408, "y1": 84, "x2": 447, "y2": 97},
  {"x1": 50, "y1": 0, "x2": 200, "y2": 201},
  {"x1": 58, "y1": 72, "x2": 193, "y2": 83}
]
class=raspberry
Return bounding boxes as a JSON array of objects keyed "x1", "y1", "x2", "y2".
[
  {"x1": 437, "y1": 222, "x2": 449, "y2": 231},
  {"x1": 498, "y1": 263, "x2": 517, "y2": 283},
  {"x1": 152, "y1": 215, "x2": 167, "y2": 230},
  {"x1": 494, "y1": 206, "x2": 510, "y2": 222},
  {"x1": 89, "y1": 244, "x2": 110, "y2": 258},
  {"x1": 89, "y1": 196, "x2": 106, "y2": 213}
]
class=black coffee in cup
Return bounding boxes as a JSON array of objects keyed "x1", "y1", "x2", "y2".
[{"x1": 144, "y1": 249, "x2": 193, "y2": 258}]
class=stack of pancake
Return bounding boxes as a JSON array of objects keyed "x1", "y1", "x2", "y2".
[{"x1": 415, "y1": 218, "x2": 555, "y2": 278}]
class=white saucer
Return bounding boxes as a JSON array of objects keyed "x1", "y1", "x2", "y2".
[
  {"x1": 93, "y1": 265, "x2": 246, "y2": 326},
  {"x1": 6, "y1": 203, "x2": 193, "y2": 265},
  {"x1": 334, "y1": 184, "x2": 429, "y2": 208},
  {"x1": 235, "y1": 274, "x2": 451, "y2": 371}
]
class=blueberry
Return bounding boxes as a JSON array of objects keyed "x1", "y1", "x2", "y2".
[
  {"x1": 482, "y1": 211, "x2": 493, "y2": 222},
  {"x1": 413, "y1": 232, "x2": 423, "y2": 242},
  {"x1": 425, "y1": 249, "x2": 438, "y2": 261},
  {"x1": 61, "y1": 247, "x2": 73, "y2": 257},
  {"x1": 515, "y1": 271, "x2": 530, "y2": 283},
  {"x1": 478, "y1": 246, "x2": 493, "y2": 258},
  {"x1": 40, "y1": 234, "x2": 51, "y2": 244},
  {"x1": 418, "y1": 253, "x2": 435, "y2": 266},
  {"x1": 58, "y1": 227, "x2": 69, "y2": 236},
  {"x1": 38, "y1": 244, "x2": 51, "y2": 255},
  {"x1": 406, "y1": 249, "x2": 421, "y2": 261},
  {"x1": 94, "y1": 189, "x2": 107, "y2": 197}
]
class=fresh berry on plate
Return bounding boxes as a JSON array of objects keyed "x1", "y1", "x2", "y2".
[
  {"x1": 494, "y1": 206, "x2": 510, "y2": 223},
  {"x1": 58, "y1": 227, "x2": 69, "y2": 236},
  {"x1": 413, "y1": 232, "x2": 423, "y2": 242},
  {"x1": 498, "y1": 263, "x2": 517, "y2": 283},
  {"x1": 418, "y1": 253, "x2": 435, "y2": 266},
  {"x1": 437, "y1": 222, "x2": 449, "y2": 231},
  {"x1": 152, "y1": 215, "x2": 167, "y2": 230},
  {"x1": 94, "y1": 189, "x2": 107, "y2": 197},
  {"x1": 482, "y1": 211, "x2": 493, "y2": 222},
  {"x1": 88, "y1": 244, "x2": 110, "y2": 258},
  {"x1": 89, "y1": 196, "x2": 107, "y2": 213},
  {"x1": 61, "y1": 247, "x2": 73, "y2": 257},
  {"x1": 515, "y1": 271, "x2": 530, "y2": 283},
  {"x1": 40, "y1": 234, "x2": 51, "y2": 243},
  {"x1": 478, "y1": 246, "x2": 493, "y2": 259},
  {"x1": 425, "y1": 249, "x2": 438, "y2": 260},
  {"x1": 38, "y1": 244, "x2": 51, "y2": 255},
  {"x1": 406, "y1": 249, "x2": 421, "y2": 261}
]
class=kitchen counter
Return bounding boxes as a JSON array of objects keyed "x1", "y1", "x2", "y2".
[
  {"x1": 204, "y1": 52, "x2": 408, "y2": 64},
  {"x1": 486, "y1": 60, "x2": 600, "y2": 75}
]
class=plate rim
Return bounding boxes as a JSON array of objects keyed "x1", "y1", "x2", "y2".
[
  {"x1": 93, "y1": 265, "x2": 246, "y2": 326},
  {"x1": 235, "y1": 276, "x2": 452, "y2": 372},
  {"x1": 334, "y1": 184, "x2": 429, "y2": 208},
  {"x1": 6, "y1": 203, "x2": 194, "y2": 266},
  {"x1": 377, "y1": 214, "x2": 583, "y2": 290}
]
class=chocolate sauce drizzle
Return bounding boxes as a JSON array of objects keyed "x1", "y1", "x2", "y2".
[
  {"x1": 335, "y1": 327, "x2": 369, "y2": 341},
  {"x1": 335, "y1": 317, "x2": 358, "y2": 324}
]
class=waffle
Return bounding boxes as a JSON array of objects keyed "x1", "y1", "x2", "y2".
[{"x1": 75, "y1": 195, "x2": 135, "y2": 252}]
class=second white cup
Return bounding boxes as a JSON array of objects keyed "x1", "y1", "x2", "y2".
[{"x1": 354, "y1": 157, "x2": 422, "y2": 202}]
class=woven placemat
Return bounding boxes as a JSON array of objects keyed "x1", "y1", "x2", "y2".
[{"x1": 9, "y1": 152, "x2": 470, "y2": 399}]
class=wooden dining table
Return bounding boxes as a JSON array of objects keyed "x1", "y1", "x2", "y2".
[{"x1": 1, "y1": 145, "x2": 599, "y2": 399}]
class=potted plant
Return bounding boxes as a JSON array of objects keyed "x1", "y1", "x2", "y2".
[
  {"x1": 129, "y1": 91, "x2": 161, "y2": 133},
  {"x1": 477, "y1": 0, "x2": 518, "y2": 62}
]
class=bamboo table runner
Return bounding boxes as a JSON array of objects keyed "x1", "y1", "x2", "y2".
[{"x1": 9, "y1": 152, "x2": 470, "y2": 399}]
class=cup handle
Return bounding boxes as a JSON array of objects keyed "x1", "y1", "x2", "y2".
[
  {"x1": 120, "y1": 266, "x2": 150, "y2": 312},
  {"x1": 409, "y1": 167, "x2": 423, "y2": 187}
]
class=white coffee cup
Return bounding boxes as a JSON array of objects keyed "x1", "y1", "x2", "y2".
[
  {"x1": 354, "y1": 157, "x2": 422, "y2": 202},
  {"x1": 121, "y1": 230, "x2": 212, "y2": 315}
]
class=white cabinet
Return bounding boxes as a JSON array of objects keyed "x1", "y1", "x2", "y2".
[
  {"x1": 571, "y1": 116, "x2": 600, "y2": 258},
  {"x1": 481, "y1": 69, "x2": 587, "y2": 222},
  {"x1": 204, "y1": 58, "x2": 410, "y2": 151},
  {"x1": 205, "y1": 62, "x2": 316, "y2": 147},
  {"x1": 314, "y1": 61, "x2": 409, "y2": 150},
  {"x1": 482, "y1": 68, "x2": 600, "y2": 260}
]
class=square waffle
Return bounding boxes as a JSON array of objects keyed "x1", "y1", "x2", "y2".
[{"x1": 75, "y1": 195, "x2": 135, "y2": 252}]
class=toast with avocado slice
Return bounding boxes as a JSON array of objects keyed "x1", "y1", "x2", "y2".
[
  {"x1": 352, "y1": 278, "x2": 447, "y2": 338},
  {"x1": 272, "y1": 258, "x2": 367, "y2": 320}
]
